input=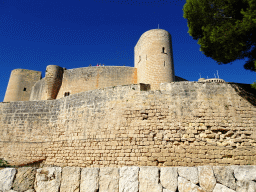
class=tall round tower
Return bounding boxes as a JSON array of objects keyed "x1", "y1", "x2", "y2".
[{"x1": 134, "y1": 29, "x2": 175, "y2": 90}]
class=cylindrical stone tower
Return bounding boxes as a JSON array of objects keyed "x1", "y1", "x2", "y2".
[
  {"x1": 134, "y1": 29, "x2": 175, "y2": 90},
  {"x1": 45, "y1": 65, "x2": 64, "y2": 100},
  {"x1": 4, "y1": 69, "x2": 41, "y2": 102}
]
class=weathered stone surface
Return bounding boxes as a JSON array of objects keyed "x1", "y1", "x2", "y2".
[
  {"x1": 236, "y1": 180, "x2": 256, "y2": 192},
  {"x1": 5, "y1": 190, "x2": 38, "y2": 192},
  {"x1": 25, "y1": 190, "x2": 35, "y2": 192},
  {"x1": 12, "y1": 167, "x2": 36, "y2": 192},
  {"x1": 60, "y1": 167, "x2": 80, "y2": 192},
  {"x1": 99, "y1": 167, "x2": 119, "y2": 192},
  {"x1": 34, "y1": 167, "x2": 62, "y2": 192},
  {"x1": 213, "y1": 183, "x2": 236, "y2": 192},
  {"x1": 213, "y1": 166, "x2": 236, "y2": 190},
  {"x1": 119, "y1": 166, "x2": 139, "y2": 192},
  {"x1": 160, "y1": 167, "x2": 178, "y2": 192},
  {"x1": 139, "y1": 167, "x2": 162, "y2": 192},
  {"x1": 163, "y1": 189, "x2": 175, "y2": 192},
  {"x1": 0, "y1": 168, "x2": 16, "y2": 191},
  {"x1": 178, "y1": 177, "x2": 204, "y2": 192},
  {"x1": 198, "y1": 166, "x2": 216, "y2": 192},
  {"x1": 5, "y1": 190, "x2": 35, "y2": 192},
  {"x1": 80, "y1": 168, "x2": 99, "y2": 192},
  {"x1": 178, "y1": 167, "x2": 199, "y2": 184},
  {"x1": 234, "y1": 166, "x2": 256, "y2": 181}
]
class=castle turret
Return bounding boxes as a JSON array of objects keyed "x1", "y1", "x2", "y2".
[
  {"x1": 45, "y1": 65, "x2": 64, "y2": 100},
  {"x1": 134, "y1": 29, "x2": 175, "y2": 90},
  {"x1": 4, "y1": 69, "x2": 41, "y2": 102},
  {"x1": 198, "y1": 78, "x2": 206, "y2": 82}
]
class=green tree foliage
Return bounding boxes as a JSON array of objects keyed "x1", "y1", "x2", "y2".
[{"x1": 183, "y1": 0, "x2": 256, "y2": 71}]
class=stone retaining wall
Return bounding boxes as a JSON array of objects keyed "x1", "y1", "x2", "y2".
[
  {"x1": 0, "y1": 82, "x2": 256, "y2": 167},
  {"x1": 0, "y1": 165, "x2": 256, "y2": 192}
]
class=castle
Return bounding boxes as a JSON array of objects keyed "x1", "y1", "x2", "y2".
[
  {"x1": 0, "y1": 29, "x2": 255, "y2": 169},
  {"x1": 3, "y1": 29, "x2": 179, "y2": 102}
]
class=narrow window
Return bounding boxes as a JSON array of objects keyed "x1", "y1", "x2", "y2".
[
  {"x1": 164, "y1": 61, "x2": 165, "y2": 67},
  {"x1": 162, "y1": 47, "x2": 165, "y2": 53},
  {"x1": 64, "y1": 92, "x2": 70, "y2": 97},
  {"x1": 146, "y1": 55, "x2": 147, "y2": 60},
  {"x1": 138, "y1": 56, "x2": 141, "y2": 63},
  {"x1": 23, "y1": 87, "x2": 26, "y2": 91}
]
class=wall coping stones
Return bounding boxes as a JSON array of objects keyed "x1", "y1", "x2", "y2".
[{"x1": 0, "y1": 166, "x2": 256, "y2": 192}]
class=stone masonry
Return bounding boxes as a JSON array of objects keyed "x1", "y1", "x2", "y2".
[
  {"x1": 0, "y1": 82, "x2": 255, "y2": 168},
  {"x1": 135, "y1": 29, "x2": 175, "y2": 90},
  {"x1": 4, "y1": 69, "x2": 41, "y2": 102},
  {"x1": 4, "y1": 29, "x2": 176, "y2": 102},
  {"x1": 0, "y1": 165, "x2": 256, "y2": 192}
]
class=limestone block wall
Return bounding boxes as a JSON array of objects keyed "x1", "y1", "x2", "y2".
[
  {"x1": 3, "y1": 69, "x2": 41, "y2": 102},
  {"x1": 0, "y1": 82, "x2": 255, "y2": 167},
  {"x1": 56, "y1": 66, "x2": 137, "y2": 99},
  {"x1": 135, "y1": 29, "x2": 175, "y2": 90},
  {"x1": 0, "y1": 165, "x2": 256, "y2": 192}
]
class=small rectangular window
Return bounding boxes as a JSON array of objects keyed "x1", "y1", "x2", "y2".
[
  {"x1": 164, "y1": 61, "x2": 165, "y2": 67},
  {"x1": 23, "y1": 88, "x2": 26, "y2": 91},
  {"x1": 64, "y1": 92, "x2": 70, "y2": 97}
]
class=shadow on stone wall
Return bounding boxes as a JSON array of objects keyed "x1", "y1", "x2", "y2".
[
  {"x1": 229, "y1": 83, "x2": 256, "y2": 107},
  {"x1": 0, "y1": 158, "x2": 46, "y2": 169}
]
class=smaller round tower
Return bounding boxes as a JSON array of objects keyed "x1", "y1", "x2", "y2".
[
  {"x1": 45, "y1": 65, "x2": 64, "y2": 100},
  {"x1": 4, "y1": 69, "x2": 41, "y2": 102},
  {"x1": 134, "y1": 29, "x2": 175, "y2": 90}
]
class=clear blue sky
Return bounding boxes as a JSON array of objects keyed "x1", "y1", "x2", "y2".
[{"x1": 1, "y1": 0, "x2": 255, "y2": 102}]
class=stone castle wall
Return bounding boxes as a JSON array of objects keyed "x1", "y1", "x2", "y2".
[
  {"x1": 135, "y1": 29, "x2": 175, "y2": 90},
  {"x1": 0, "y1": 82, "x2": 255, "y2": 168},
  {"x1": 1, "y1": 165, "x2": 256, "y2": 192},
  {"x1": 29, "y1": 66, "x2": 138, "y2": 101},
  {"x1": 4, "y1": 69, "x2": 41, "y2": 102},
  {"x1": 56, "y1": 66, "x2": 137, "y2": 99}
]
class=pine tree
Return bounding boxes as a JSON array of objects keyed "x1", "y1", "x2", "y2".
[{"x1": 183, "y1": 0, "x2": 256, "y2": 72}]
